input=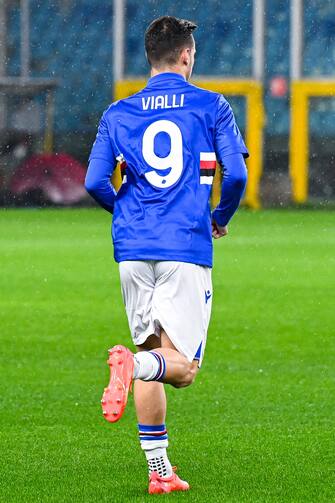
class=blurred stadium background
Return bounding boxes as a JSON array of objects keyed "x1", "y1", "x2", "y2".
[
  {"x1": 0, "y1": 0, "x2": 334, "y2": 209},
  {"x1": 1, "y1": 3, "x2": 334, "y2": 502}
]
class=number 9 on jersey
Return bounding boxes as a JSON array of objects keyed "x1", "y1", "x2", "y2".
[{"x1": 142, "y1": 119, "x2": 183, "y2": 188}]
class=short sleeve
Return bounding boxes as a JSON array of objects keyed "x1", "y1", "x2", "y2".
[
  {"x1": 89, "y1": 112, "x2": 116, "y2": 165},
  {"x1": 214, "y1": 95, "x2": 249, "y2": 165}
]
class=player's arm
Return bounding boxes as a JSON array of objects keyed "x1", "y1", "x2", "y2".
[
  {"x1": 212, "y1": 96, "x2": 248, "y2": 237},
  {"x1": 212, "y1": 153, "x2": 247, "y2": 236},
  {"x1": 85, "y1": 112, "x2": 117, "y2": 214},
  {"x1": 85, "y1": 158, "x2": 116, "y2": 213}
]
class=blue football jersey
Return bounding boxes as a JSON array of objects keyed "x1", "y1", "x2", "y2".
[{"x1": 88, "y1": 72, "x2": 248, "y2": 267}]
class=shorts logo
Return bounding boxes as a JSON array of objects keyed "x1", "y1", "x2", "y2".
[{"x1": 205, "y1": 290, "x2": 212, "y2": 304}]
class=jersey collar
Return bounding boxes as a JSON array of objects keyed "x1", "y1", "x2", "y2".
[{"x1": 147, "y1": 72, "x2": 186, "y2": 88}]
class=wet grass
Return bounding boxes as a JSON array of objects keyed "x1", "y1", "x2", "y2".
[{"x1": 0, "y1": 208, "x2": 334, "y2": 502}]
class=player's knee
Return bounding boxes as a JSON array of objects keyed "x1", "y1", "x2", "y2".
[
  {"x1": 174, "y1": 361, "x2": 197, "y2": 388},
  {"x1": 184, "y1": 365, "x2": 197, "y2": 387}
]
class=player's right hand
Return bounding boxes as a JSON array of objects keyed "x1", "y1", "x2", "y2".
[{"x1": 212, "y1": 220, "x2": 228, "y2": 239}]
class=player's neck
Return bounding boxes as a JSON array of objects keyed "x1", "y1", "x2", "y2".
[{"x1": 150, "y1": 66, "x2": 187, "y2": 80}]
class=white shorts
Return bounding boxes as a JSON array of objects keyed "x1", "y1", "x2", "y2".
[{"x1": 119, "y1": 260, "x2": 212, "y2": 366}]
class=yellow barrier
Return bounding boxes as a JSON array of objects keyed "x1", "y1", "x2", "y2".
[
  {"x1": 290, "y1": 80, "x2": 335, "y2": 203},
  {"x1": 43, "y1": 90, "x2": 54, "y2": 153},
  {"x1": 114, "y1": 79, "x2": 264, "y2": 209}
]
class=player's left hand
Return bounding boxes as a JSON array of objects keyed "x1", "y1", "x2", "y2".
[{"x1": 212, "y1": 220, "x2": 228, "y2": 239}]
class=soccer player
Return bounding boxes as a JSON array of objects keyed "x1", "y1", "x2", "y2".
[{"x1": 85, "y1": 16, "x2": 248, "y2": 495}]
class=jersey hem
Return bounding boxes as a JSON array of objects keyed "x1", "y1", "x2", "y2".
[{"x1": 114, "y1": 250, "x2": 213, "y2": 268}]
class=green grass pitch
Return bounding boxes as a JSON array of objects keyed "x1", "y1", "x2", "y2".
[{"x1": 1, "y1": 208, "x2": 334, "y2": 502}]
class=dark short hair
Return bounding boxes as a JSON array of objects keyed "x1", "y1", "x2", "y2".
[{"x1": 145, "y1": 16, "x2": 197, "y2": 67}]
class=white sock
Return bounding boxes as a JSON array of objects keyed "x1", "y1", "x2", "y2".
[
  {"x1": 133, "y1": 351, "x2": 165, "y2": 381},
  {"x1": 145, "y1": 447, "x2": 173, "y2": 478}
]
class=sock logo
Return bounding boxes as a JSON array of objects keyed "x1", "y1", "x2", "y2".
[{"x1": 205, "y1": 290, "x2": 212, "y2": 304}]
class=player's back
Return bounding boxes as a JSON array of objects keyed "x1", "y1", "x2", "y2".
[{"x1": 90, "y1": 72, "x2": 247, "y2": 267}]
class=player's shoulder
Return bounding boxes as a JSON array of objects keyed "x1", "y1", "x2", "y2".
[
  {"x1": 102, "y1": 86, "x2": 147, "y2": 118},
  {"x1": 186, "y1": 82, "x2": 230, "y2": 109},
  {"x1": 188, "y1": 81, "x2": 222, "y2": 99}
]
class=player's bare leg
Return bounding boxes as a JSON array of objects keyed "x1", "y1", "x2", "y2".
[
  {"x1": 134, "y1": 335, "x2": 166, "y2": 426},
  {"x1": 134, "y1": 380, "x2": 166, "y2": 424},
  {"x1": 102, "y1": 330, "x2": 195, "y2": 492},
  {"x1": 102, "y1": 330, "x2": 199, "y2": 421},
  {"x1": 134, "y1": 331, "x2": 198, "y2": 423},
  {"x1": 133, "y1": 330, "x2": 193, "y2": 493},
  {"x1": 159, "y1": 330, "x2": 199, "y2": 387}
]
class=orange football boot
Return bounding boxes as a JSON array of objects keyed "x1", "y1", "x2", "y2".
[
  {"x1": 101, "y1": 345, "x2": 134, "y2": 423},
  {"x1": 149, "y1": 467, "x2": 190, "y2": 494}
]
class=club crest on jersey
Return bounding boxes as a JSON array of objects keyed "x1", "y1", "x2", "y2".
[{"x1": 142, "y1": 94, "x2": 185, "y2": 111}]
